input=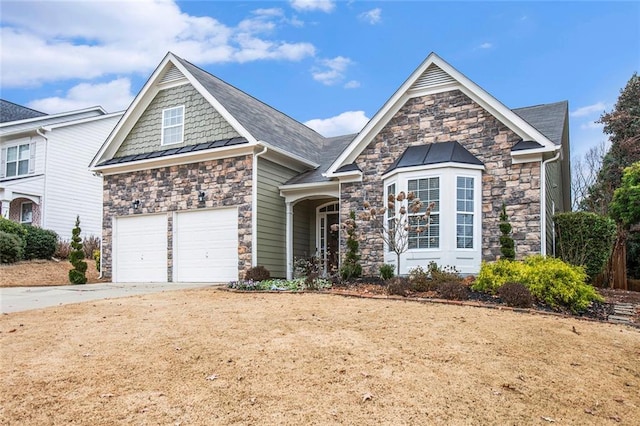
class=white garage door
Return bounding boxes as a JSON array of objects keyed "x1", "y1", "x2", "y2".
[
  {"x1": 114, "y1": 214, "x2": 167, "y2": 282},
  {"x1": 174, "y1": 208, "x2": 238, "y2": 282}
]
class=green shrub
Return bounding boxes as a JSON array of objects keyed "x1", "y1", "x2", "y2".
[
  {"x1": 340, "y1": 262, "x2": 363, "y2": 281},
  {"x1": 0, "y1": 217, "x2": 26, "y2": 238},
  {"x1": 473, "y1": 256, "x2": 603, "y2": 312},
  {"x1": 386, "y1": 276, "x2": 411, "y2": 296},
  {"x1": 23, "y1": 225, "x2": 58, "y2": 260},
  {"x1": 379, "y1": 264, "x2": 395, "y2": 280},
  {"x1": 245, "y1": 265, "x2": 271, "y2": 281},
  {"x1": 554, "y1": 211, "x2": 616, "y2": 280},
  {"x1": 68, "y1": 216, "x2": 87, "y2": 284},
  {"x1": 498, "y1": 282, "x2": 533, "y2": 308},
  {"x1": 437, "y1": 281, "x2": 469, "y2": 300},
  {"x1": 472, "y1": 259, "x2": 527, "y2": 294},
  {"x1": 339, "y1": 211, "x2": 362, "y2": 280},
  {"x1": 0, "y1": 231, "x2": 24, "y2": 263},
  {"x1": 499, "y1": 202, "x2": 515, "y2": 260},
  {"x1": 409, "y1": 266, "x2": 435, "y2": 292}
]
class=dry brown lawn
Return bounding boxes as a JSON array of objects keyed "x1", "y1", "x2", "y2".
[
  {"x1": 0, "y1": 260, "x2": 103, "y2": 287},
  {"x1": 1, "y1": 289, "x2": 639, "y2": 425}
]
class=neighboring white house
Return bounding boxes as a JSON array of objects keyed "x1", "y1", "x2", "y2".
[{"x1": 0, "y1": 104, "x2": 123, "y2": 239}]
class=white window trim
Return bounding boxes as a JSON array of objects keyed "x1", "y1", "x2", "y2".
[
  {"x1": 5, "y1": 143, "x2": 30, "y2": 178},
  {"x1": 20, "y1": 201, "x2": 33, "y2": 224},
  {"x1": 382, "y1": 166, "x2": 482, "y2": 274},
  {"x1": 161, "y1": 105, "x2": 185, "y2": 146}
]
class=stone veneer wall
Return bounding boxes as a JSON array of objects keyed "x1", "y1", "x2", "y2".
[
  {"x1": 115, "y1": 84, "x2": 240, "y2": 157},
  {"x1": 340, "y1": 89, "x2": 541, "y2": 275},
  {"x1": 102, "y1": 155, "x2": 253, "y2": 280}
]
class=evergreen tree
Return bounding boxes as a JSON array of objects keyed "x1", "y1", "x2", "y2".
[
  {"x1": 499, "y1": 203, "x2": 515, "y2": 260},
  {"x1": 69, "y1": 216, "x2": 88, "y2": 284},
  {"x1": 339, "y1": 211, "x2": 362, "y2": 280}
]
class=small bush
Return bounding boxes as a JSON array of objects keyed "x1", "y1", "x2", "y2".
[
  {"x1": 472, "y1": 259, "x2": 527, "y2": 294},
  {"x1": 228, "y1": 280, "x2": 270, "y2": 291},
  {"x1": 0, "y1": 217, "x2": 26, "y2": 239},
  {"x1": 429, "y1": 262, "x2": 462, "y2": 284},
  {"x1": 379, "y1": 264, "x2": 395, "y2": 280},
  {"x1": 386, "y1": 276, "x2": 411, "y2": 296},
  {"x1": 498, "y1": 282, "x2": 533, "y2": 308},
  {"x1": 82, "y1": 235, "x2": 101, "y2": 259},
  {"x1": 0, "y1": 231, "x2": 24, "y2": 263},
  {"x1": 93, "y1": 249, "x2": 100, "y2": 272},
  {"x1": 340, "y1": 262, "x2": 363, "y2": 281},
  {"x1": 244, "y1": 265, "x2": 271, "y2": 282},
  {"x1": 68, "y1": 216, "x2": 87, "y2": 285},
  {"x1": 55, "y1": 239, "x2": 71, "y2": 259},
  {"x1": 437, "y1": 281, "x2": 469, "y2": 300},
  {"x1": 23, "y1": 225, "x2": 58, "y2": 260},
  {"x1": 409, "y1": 266, "x2": 435, "y2": 292}
]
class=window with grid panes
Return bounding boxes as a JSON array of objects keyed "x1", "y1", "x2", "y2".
[
  {"x1": 456, "y1": 176, "x2": 474, "y2": 249},
  {"x1": 407, "y1": 177, "x2": 439, "y2": 249},
  {"x1": 161, "y1": 106, "x2": 184, "y2": 145}
]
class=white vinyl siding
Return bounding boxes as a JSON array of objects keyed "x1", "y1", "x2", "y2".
[
  {"x1": 456, "y1": 176, "x2": 474, "y2": 249},
  {"x1": 161, "y1": 105, "x2": 184, "y2": 145}
]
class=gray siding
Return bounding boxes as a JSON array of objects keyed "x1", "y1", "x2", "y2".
[
  {"x1": 116, "y1": 84, "x2": 239, "y2": 157},
  {"x1": 257, "y1": 158, "x2": 298, "y2": 278},
  {"x1": 546, "y1": 160, "x2": 562, "y2": 255}
]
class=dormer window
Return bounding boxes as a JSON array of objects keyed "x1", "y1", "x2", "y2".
[{"x1": 161, "y1": 106, "x2": 184, "y2": 145}]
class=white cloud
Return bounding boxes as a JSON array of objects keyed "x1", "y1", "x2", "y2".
[
  {"x1": 312, "y1": 56, "x2": 352, "y2": 86},
  {"x1": 570, "y1": 102, "x2": 606, "y2": 118},
  {"x1": 27, "y1": 78, "x2": 134, "y2": 114},
  {"x1": 0, "y1": 0, "x2": 316, "y2": 87},
  {"x1": 359, "y1": 8, "x2": 382, "y2": 25},
  {"x1": 290, "y1": 0, "x2": 335, "y2": 13},
  {"x1": 305, "y1": 110, "x2": 369, "y2": 137},
  {"x1": 479, "y1": 42, "x2": 493, "y2": 49},
  {"x1": 344, "y1": 80, "x2": 361, "y2": 89}
]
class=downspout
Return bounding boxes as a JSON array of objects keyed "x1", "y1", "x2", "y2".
[
  {"x1": 36, "y1": 128, "x2": 48, "y2": 229},
  {"x1": 93, "y1": 170, "x2": 104, "y2": 279},
  {"x1": 540, "y1": 149, "x2": 561, "y2": 256},
  {"x1": 252, "y1": 145, "x2": 268, "y2": 267}
]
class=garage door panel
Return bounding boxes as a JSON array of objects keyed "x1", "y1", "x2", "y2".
[
  {"x1": 114, "y1": 215, "x2": 167, "y2": 283},
  {"x1": 174, "y1": 208, "x2": 238, "y2": 282}
]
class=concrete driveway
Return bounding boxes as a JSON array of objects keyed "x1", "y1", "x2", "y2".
[{"x1": 0, "y1": 282, "x2": 218, "y2": 314}]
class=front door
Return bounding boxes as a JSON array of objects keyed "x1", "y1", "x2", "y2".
[{"x1": 317, "y1": 202, "x2": 339, "y2": 275}]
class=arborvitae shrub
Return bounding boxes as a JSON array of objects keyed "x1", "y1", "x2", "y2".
[
  {"x1": 499, "y1": 203, "x2": 515, "y2": 260},
  {"x1": 0, "y1": 231, "x2": 24, "y2": 263},
  {"x1": 437, "y1": 281, "x2": 469, "y2": 300},
  {"x1": 386, "y1": 276, "x2": 411, "y2": 296},
  {"x1": 244, "y1": 265, "x2": 271, "y2": 282},
  {"x1": 23, "y1": 225, "x2": 58, "y2": 260},
  {"x1": 498, "y1": 282, "x2": 533, "y2": 308},
  {"x1": 379, "y1": 264, "x2": 395, "y2": 280},
  {"x1": 69, "y1": 216, "x2": 87, "y2": 284}
]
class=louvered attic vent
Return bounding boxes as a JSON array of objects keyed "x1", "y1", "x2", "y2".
[
  {"x1": 160, "y1": 64, "x2": 185, "y2": 83},
  {"x1": 410, "y1": 64, "x2": 456, "y2": 91}
]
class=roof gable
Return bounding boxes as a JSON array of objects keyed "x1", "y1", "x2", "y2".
[
  {"x1": 326, "y1": 52, "x2": 560, "y2": 177},
  {"x1": 0, "y1": 99, "x2": 46, "y2": 123}
]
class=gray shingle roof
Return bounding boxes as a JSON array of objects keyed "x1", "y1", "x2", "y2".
[
  {"x1": 512, "y1": 100, "x2": 568, "y2": 146},
  {"x1": 174, "y1": 56, "x2": 327, "y2": 164},
  {"x1": 284, "y1": 134, "x2": 356, "y2": 185},
  {"x1": 0, "y1": 99, "x2": 46, "y2": 123}
]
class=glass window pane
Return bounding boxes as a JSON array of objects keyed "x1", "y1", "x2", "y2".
[
  {"x1": 6, "y1": 162, "x2": 16, "y2": 177},
  {"x1": 7, "y1": 146, "x2": 17, "y2": 162},
  {"x1": 19, "y1": 144, "x2": 30, "y2": 160},
  {"x1": 18, "y1": 160, "x2": 29, "y2": 175}
]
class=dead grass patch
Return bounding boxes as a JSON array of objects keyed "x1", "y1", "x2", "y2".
[
  {"x1": 1, "y1": 290, "x2": 638, "y2": 425},
  {"x1": 0, "y1": 260, "x2": 104, "y2": 287}
]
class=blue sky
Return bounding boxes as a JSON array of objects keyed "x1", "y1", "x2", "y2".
[{"x1": 1, "y1": 1, "x2": 638, "y2": 159}]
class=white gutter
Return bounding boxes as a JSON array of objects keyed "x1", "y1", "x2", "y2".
[
  {"x1": 540, "y1": 149, "x2": 561, "y2": 256},
  {"x1": 35, "y1": 128, "x2": 48, "y2": 230},
  {"x1": 252, "y1": 145, "x2": 268, "y2": 267}
]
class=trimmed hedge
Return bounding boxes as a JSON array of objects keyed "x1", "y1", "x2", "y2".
[
  {"x1": 472, "y1": 255, "x2": 603, "y2": 312},
  {"x1": 554, "y1": 211, "x2": 616, "y2": 281},
  {"x1": 0, "y1": 231, "x2": 24, "y2": 263},
  {"x1": 23, "y1": 225, "x2": 58, "y2": 260}
]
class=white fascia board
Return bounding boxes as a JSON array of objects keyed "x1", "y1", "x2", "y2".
[
  {"x1": 0, "y1": 128, "x2": 39, "y2": 141},
  {"x1": 332, "y1": 170, "x2": 362, "y2": 182},
  {"x1": 0, "y1": 106, "x2": 106, "y2": 129},
  {"x1": 511, "y1": 145, "x2": 560, "y2": 164},
  {"x1": 258, "y1": 141, "x2": 319, "y2": 170},
  {"x1": 381, "y1": 162, "x2": 485, "y2": 181},
  {"x1": 279, "y1": 181, "x2": 339, "y2": 204},
  {"x1": 326, "y1": 52, "x2": 556, "y2": 176},
  {"x1": 279, "y1": 180, "x2": 338, "y2": 194},
  {"x1": 42, "y1": 111, "x2": 124, "y2": 131},
  {"x1": 92, "y1": 145, "x2": 254, "y2": 175}
]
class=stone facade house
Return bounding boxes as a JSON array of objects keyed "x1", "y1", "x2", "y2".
[
  {"x1": 90, "y1": 52, "x2": 570, "y2": 282},
  {"x1": 1, "y1": 102, "x2": 122, "y2": 239}
]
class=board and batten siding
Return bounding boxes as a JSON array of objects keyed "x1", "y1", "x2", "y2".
[
  {"x1": 115, "y1": 84, "x2": 240, "y2": 157},
  {"x1": 256, "y1": 158, "x2": 299, "y2": 278},
  {"x1": 44, "y1": 115, "x2": 122, "y2": 239}
]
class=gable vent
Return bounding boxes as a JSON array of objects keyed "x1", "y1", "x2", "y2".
[
  {"x1": 160, "y1": 64, "x2": 185, "y2": 83},
  {"x1": 410, "y1": 64, "x2": 456, "y2": 91}
]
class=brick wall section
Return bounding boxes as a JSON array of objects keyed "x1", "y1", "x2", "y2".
[
  {"x1": 341, "y1": 89, "x2": 541, "y2": 275},
  {"x1": 116, "y1": 84, "x2": 240, "y2": 157},
  {"x1": 102, "y1": 155, "x2": 253, "y2": 280}
]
